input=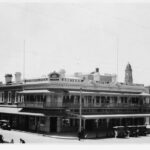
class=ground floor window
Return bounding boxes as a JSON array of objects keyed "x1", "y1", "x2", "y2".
[{"x1": 40, "y1": 117, "x2": 46, "y2": 126}]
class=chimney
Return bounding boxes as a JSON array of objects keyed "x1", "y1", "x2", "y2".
[
  {"x1": 96, "y1": 68, "x2": 99, "y2": 73},
  {"x1": 15, "y1": 72, "x2": 21, "y2": 83},
  {"x1": 5, "y1": 74, "x2": 13, "y2": 84}
]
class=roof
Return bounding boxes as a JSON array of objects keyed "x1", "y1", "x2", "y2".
[
  {"x1": 81, "y1": 114, "x2": 150, "y2": 119},
  {"x1": 139, "y1": 92, "x2": 150, "y2": 96},
  {"x1": 17, "y1": 90, "x2": 53, "y2": 94},
  {"x1": 69, "y1": 91, "x2": 150, "y2": 97}
]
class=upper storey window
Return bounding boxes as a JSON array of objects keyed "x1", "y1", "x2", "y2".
[
  {"x1": 7, "y1": 91, "x2": 12, "y2": 103},
  {"x1": 14, "y1": 92, "x2": 18, "y2": 104},
  {"x1": 0, "y1": 92, "x2": 4, "y2": 103}
]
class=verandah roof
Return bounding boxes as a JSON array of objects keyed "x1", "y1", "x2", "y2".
[
  {"x1": 0, "y1": 107, "x2": 45, "y2": 116},
  {"x1": 81, "y1": 114, "x2": 150, "y2": 119},
  {"x1": 69, "y1": 91, "x2": 150, "y2": 97},
  {"x1": 17, "y1": 90, "x2": 53, "y2": 94}
]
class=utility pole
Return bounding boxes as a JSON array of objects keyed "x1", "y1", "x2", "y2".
[
  {"x1": 79, "y1": 87, "x2": 82, "y2": 132},
  {"x1": 116, "y1": 36, "x2": 119, "y2": 82},
  {"x1": 23, "y1": 40, "x2": 26, "y2": 83}
]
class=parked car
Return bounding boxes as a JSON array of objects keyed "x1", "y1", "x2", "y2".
[
  {"x1": 113, "y1": 126, "x2": 128, "y2": 138},
  {"x1": 127, "y1": 126, "x2": 138, "y2": 137},
  {"x1": 0, "y1": 120, "x2": 11, "y2": 130},
  {"x1": 146, "y1": 125, "x2": 150, "y2": 134},
  {"x1": 137, "y1": 125, "x2": 147, "y2": 136}
]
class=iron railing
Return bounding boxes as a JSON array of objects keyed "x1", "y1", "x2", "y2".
[{"x1": 17, "y1": 102, "x2": 149, "y2": 108}]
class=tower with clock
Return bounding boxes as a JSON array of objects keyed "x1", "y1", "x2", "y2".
[{"x1": 125, "y1": 63, "x2": 133, "y2": 84}]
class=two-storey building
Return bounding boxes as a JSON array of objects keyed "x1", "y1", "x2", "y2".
[{"x1": 0, "y1": 64, "x2": 149, "y2": 136}]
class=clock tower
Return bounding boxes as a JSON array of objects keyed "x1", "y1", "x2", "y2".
[{"x1": 125, "y1": 63, "x2": 133, "y2": 84}]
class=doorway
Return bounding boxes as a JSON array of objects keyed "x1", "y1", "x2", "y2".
[{"x1": 50, "y1": 117, "x2": 57, "y2": 132}]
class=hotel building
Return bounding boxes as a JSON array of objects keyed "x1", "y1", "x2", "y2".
[{"x1": 0, "y1": 63, "x2": 149, "y2": 136}]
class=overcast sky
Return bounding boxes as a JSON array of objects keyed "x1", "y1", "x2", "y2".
[{"x1": 0, "y1": 1, "x2": 150, "y2": 85}]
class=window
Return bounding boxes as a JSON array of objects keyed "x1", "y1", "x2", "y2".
[
  {"x1": 18, "y1": 95, "x2": 24, "y2": 103},
  {"x1": 40, "y1": 117, "x2": 46, "y2": 125},
  {"x1": 1, "y1": 92, "x2": 4, "y2": 103},
  {"x1": 0, "y1": 92, "x2": 4, "y2": 103},
  {"x1": 18, "y1": 95, "x2": 22, "y2": 103},
  {"x1": 21, "y1": 95, "x2": 24, "y2": 103},
  {"x1": 101, "y1": 96, "x2": 105, "y2": 103},
  {"x1": 88, "y1": 96, "x2": 92, "y2": 103},
  {"x1": 7, "y1": 91, "x2": 12, "y2": 103},
  {"x1": 96, "y1": 96, "x2": 99, "y2": 104},
  {"x1": 14, "y1": 92, "x2": 18, "y2": 103},
  {"x1": 106, "y1": 97, "x2": 110, "y2": 103}
]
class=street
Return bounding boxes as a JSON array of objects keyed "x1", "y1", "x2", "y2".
[{"x1": 0, "y1": 129, "x2": 150, "y2": 144}]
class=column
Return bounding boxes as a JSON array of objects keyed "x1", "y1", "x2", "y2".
[
  {"x1": 36, "y1": 116, "x2": 40, "y2": 132},
  {"x1": 83, "y1": 95, "x2": 85, "y2": 107},
  {"x1": 119, "y1": 118, "x2": 122, "y2": 126},
  {"x1": 117, "y1": 96, "x2": 121, "y2": 104},
  {"x1": 57, "y1": 117, "x2": 62, "y2": 133},
  {"x1": 83, "y1": 119, "x2": 86, "y2": 130},
  {"x1": 95, "y1": 119, "x2": 99, "y2": 138},
  {"x1": 73, "y1": 119, "x2": 76, "y2": 127},
  {"x1": 106, "y1": 118, "x2": 109, "y2": 128},
  {"x1": 145, "y1": 117, "x2": 150, "y2": 125}
]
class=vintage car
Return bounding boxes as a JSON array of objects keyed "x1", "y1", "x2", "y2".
[
  {"x1": 127, "y1": 126, "x2": 139, "y2": 137},
  {"x1": 113, "y1": 126, "x2": 128, "y2": 138},
  {"x1": 146, "y1": 125, "x2": 150, "y2": 134},
  {"x1": 0, "y1": 120, "x2": 11, "y2": 130},
  {"x1": 137, "y1": 125, "x2": 147, "y2": 136}
]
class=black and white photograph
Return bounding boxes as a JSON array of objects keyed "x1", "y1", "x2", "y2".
[{"x1": 0, "y1": 0, "x2": 150, "y2": 146}]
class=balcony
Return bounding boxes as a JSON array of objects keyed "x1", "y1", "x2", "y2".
[
  {"x1": 17, "y1": 101, "x2": 145, "y2": 109},
  {"x1": 18, "y1": 102, "x2": 44, "y2": 108},
  {"x1": 63, "y1": 103, "x2": 142, "y2": 108}
]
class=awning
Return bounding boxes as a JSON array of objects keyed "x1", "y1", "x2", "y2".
[
  {"x1": 69, "y1": 91, "x2": 150, "y2": 97},
  {"x1": 139, "y1": 92, "x2": 150, "y2": 97},
  {"x1": 81, "y1": 114, "x2": 150, "y2": 119},
  {"x1": 17, "y1": 90, "x2": 53, "y2": 94},
  {"x1": 0, "y1": 107, "x2": 45, "y2": 117}
]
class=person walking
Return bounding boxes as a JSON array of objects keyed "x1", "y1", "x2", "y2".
[
  {"x1": 0, "y1": 135, "x2": 4, "y2": 143},
  {"x1": 114, "y1": 128, "x2": 118, "y2": 138},
  {"x1": 20, "y1": 138, "x2": 25, "y2": 143},
  {"x1": 78, "y1": 131, "x2": 81, "y2": 141},
  {"x1": 10, "y1": 139, "x2": 14, "y2": 143}
]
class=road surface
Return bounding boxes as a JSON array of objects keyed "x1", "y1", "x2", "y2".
[{"x1": 0, "y1": 129, "x2": 150, "y2": 144}]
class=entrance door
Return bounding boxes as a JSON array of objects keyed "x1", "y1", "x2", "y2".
[
  {"x1": 50, "y1": 117, "x2": 57, "y2": 132},
  {"x1": 24, "y1": 116, "x2": 29, "y2": 131},
  {"x1": 86, "y1": 120, "x2": 95, "y2": 131}
]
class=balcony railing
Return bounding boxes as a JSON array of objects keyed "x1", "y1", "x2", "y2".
[
  {"x1": 17, "y1": 102, "x2": 149, "y2": 109},
  {"x1": 18, "y1": 102, "x2": 44, "y2": 108}
]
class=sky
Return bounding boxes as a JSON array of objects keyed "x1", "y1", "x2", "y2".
[{"x1": 0, "y1": 1, "x2": 150, "y2": 85}]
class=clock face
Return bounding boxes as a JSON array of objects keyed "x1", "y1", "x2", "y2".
[{"x1": 126, "y1": 72, "x2": 129, "y2": 76}]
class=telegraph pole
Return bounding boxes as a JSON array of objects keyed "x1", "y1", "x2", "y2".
[
  {"x1": 22, "y1": 40, "x2": 26, "y2": 94},
  {"x1": 116, "y1": 36, "x2": 119, "y2": 82},
  {"x1": 79, "y1": 87, "x2": 82, "y2": 132}
]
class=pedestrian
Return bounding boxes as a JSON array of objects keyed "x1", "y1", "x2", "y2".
[
  {"x1": 0, "y1": 134, "x2": 4, "y2": 143},
  {"x1": 78, "y1": 131, "x2": 81, "y2": 141},
  {"x1": 10, "y1": 139, "x2": 14, "y2": 143},
  {"x1": 20, "y1": 138, "x2": 25, "y2": 143},
  {"x1": 114, "y1": 129, "x2": 118, "y2": 138},
  {"x1": 81, "y1": 128, "x2": 84, "y2": 139}
]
